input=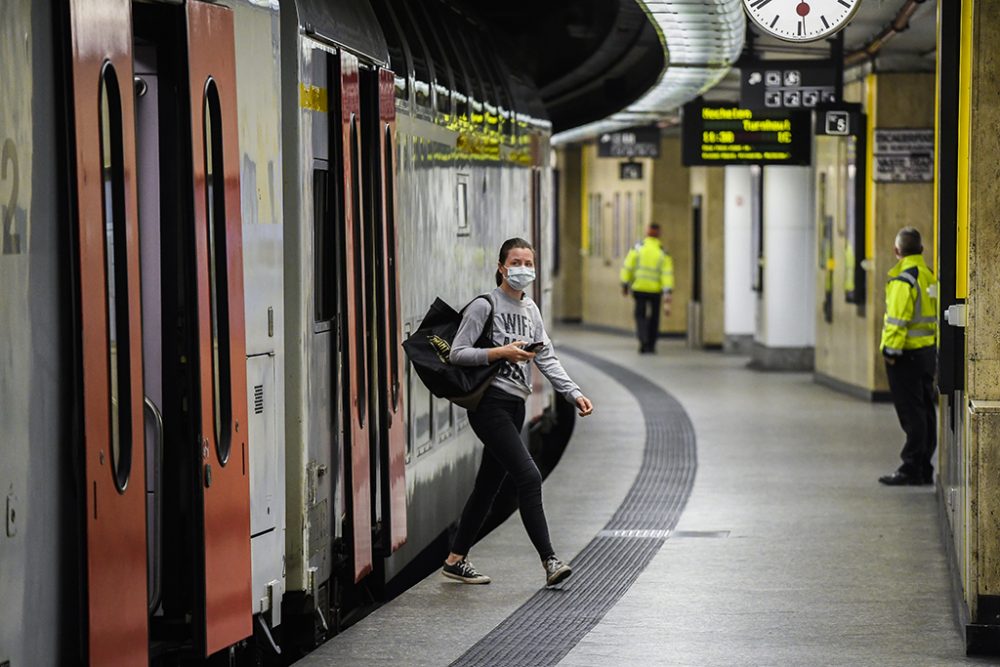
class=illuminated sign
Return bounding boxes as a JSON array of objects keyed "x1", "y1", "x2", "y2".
[
  {"x1": 597, "y1": 126, "x2": 660, "y2": 158},
  {"x1": 681, "y1": 103, "x2": 811, "y2": 166}
]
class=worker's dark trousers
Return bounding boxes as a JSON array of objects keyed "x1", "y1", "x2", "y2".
[
  {"x1": 885, "y1": 347, "x2": 937, "y2": 478},
  {"x1": 633, "y1": 292, "x2": 661, "y2": 352}
]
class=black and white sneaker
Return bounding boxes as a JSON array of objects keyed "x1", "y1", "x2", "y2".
[
  {"x1": 442, "y1": 558, "x2": 491, "y2": 584},
  {"x1": 543, "y1": 556, "x2": 572, "y2": 587}
]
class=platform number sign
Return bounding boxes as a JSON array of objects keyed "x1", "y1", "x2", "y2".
[
  {"x1": 744, "y1": 0, "x2": 863, "y2": 43},
  {"x1": 825, "y1": 111, "x2": 851, "y2": 136}
]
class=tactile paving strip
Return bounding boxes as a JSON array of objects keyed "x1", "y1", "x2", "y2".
[{"x1": 450, "y1": 346, "x2": 698, "y2": 667}]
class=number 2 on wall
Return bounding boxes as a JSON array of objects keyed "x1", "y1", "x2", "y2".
[{"x1": 2, "y1": 138, "x2": 20, "y2": 255}]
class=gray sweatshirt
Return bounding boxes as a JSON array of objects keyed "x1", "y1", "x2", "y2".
[{"x1": 450, "y1": 287, "x2": 583, "y2": 404}]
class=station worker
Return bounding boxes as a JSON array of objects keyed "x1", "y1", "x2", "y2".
[
  {"x1": 878, "y1": 226, "x2": 938, "y2": 487},
  {"x1": 620, "y1": 223, "x2": 674, "y2": 354}
]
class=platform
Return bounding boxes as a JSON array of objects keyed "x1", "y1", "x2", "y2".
[{"x1": 295, "y1": 328, "x2": 974, "y2": 667}]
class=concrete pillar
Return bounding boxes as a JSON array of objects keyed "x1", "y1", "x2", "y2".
[
  {"x1": 959, "y1": 2, "x2": 1000, "y2": 642},
  {"x1": 723, "y1": 166, "x2": 755, "y2": 353},
  {"x1": 554, "y1": 146, "x2": 583, "y2": 322},
  {"x1": 751, "y1": 166, "x2": 815, "y2": 370}
]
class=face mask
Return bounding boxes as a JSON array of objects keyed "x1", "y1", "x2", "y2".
[{"x1": 505, "y1": 266, "x2": 536, "y2": 291}]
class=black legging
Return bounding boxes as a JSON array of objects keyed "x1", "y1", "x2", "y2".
[{"x1": 450, "y1": 387, "x2": 554, "y2": 560}]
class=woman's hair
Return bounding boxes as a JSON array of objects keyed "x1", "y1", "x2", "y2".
[{"x1": 495, "y1": 237, "x2": 535, "y2": 286}]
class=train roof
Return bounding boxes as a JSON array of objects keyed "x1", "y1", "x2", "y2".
[{"x1": 295, "y1": 0, "x2": 389, "y2": 66}]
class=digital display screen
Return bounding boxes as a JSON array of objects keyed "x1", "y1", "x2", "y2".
[{"x1": 681, "y1": 102, "x2": 812, "y2": 166}]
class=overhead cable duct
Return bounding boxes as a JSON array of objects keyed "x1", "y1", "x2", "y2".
[
  {"x1": 844, "y1": 0, "x2": 930, "y2": 68},
  {"x1": 552, "y1": 0, "x2": 745, "y2": 145}
]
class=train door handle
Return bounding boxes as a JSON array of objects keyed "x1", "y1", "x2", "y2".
[{"x1": 143, "y1": 396, "x2": 165, "y2": 614}]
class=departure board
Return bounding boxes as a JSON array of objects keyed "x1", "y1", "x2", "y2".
[{"x1": 681, "y1": 103, "x2": 812, "y2": 166}]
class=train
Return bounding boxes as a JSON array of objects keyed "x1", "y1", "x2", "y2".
[{"x1": 0, "y1": 0, "x2": 573, "y2": 664}]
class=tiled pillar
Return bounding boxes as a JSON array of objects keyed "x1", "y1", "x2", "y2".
[{"x1": 723, "y1": 166, "x2": 755, "y2": 354}]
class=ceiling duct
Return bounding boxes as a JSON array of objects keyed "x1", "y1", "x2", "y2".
[{"x1": 553, "y1": 0, "x2": 745, "y2": 145}]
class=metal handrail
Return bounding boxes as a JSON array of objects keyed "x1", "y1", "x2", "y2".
[{"x1": 144, "y1": 396, "x2": 164, "y2": 614}]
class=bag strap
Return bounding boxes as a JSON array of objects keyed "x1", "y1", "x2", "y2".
[{"x1": 461, "y1": 293, "x2": 495, "y2": 349}]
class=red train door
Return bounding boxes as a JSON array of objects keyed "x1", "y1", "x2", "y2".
[
  {"x1": 185, "y1": 1, "x2": 252, "y2": 655},
  {"x1": 340, "y1": 51, "x2": 374, "y2": 582},
  {"x1": 67, "y1": 0, "x2": 149, "y2": 664},
  {"x1": 377, "y1": 67, "x2": 408, "y2": 551}
]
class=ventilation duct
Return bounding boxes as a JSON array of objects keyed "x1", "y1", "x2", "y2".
[{"x1": 553, "y1": 0, "x2": 745, "y2": 144}]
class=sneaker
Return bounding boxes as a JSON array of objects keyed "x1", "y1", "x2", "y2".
[
  {"x1": 543, "y1": 556, "x2": 572, "y2": 587},
  {"x1": 442, "y1": 558, "x2": 491, "y2": 584}
]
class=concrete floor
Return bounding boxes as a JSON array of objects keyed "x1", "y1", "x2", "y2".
[{"x1": 296, "y1": 329, "x2": 987, "y2": 667}]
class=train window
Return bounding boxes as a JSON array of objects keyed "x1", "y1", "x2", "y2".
[
  {"x1": 453, "y1": 30, "x2": 488, "y2": 128},
  {"x1": 313, "y1": 166, "x2": 337, "y2": 322},
  {"x1": 350, "y1": 115, "x2": 368, "y2": 428},
  {"x1": 384, "y1": 127, "x2": 401, "y2": 413},
  {"x1": 461, "y1": 27, "x2": 504, "y2": 132},
  {"x1": 457, "y1": 173, "x2": 469, "y2": 236},
  {"x1": 429, "y1": 6, "x2": 472, "y2": 119},
  {"x1": 478, "y1": 37, "x2": 515, "y2": 132},
  {"x1": 389, "y1": 0, "x2": 431, "y2": 109},
  {"x1": 434, "y1": 396, "x2": 452, "y2": 441},
  {"x1": 370, "y1": 0, "x2": 410, "y2": 102},
  {"x1": 203, "y1": 79, "x2": 233, "y2": 465},
  {"x1": 403, "y1": 3, "x2": 452, "y2": 116},
  {"x1": 99, "y1": 62, "x2": 134, "y2": 492},
  {"x1": 406, "y1": 341, "x2": 432, "y2": 452}
]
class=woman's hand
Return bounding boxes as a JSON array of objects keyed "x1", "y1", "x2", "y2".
[
  {"x1": 576, "y1": 395, "x2": 594, "y2": 417},
  {"x1": 490, "y1": 341, "x2": 536, "y2": 363}
]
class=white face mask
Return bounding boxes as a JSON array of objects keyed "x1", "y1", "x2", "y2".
[{"x1": 505, "y1": 266, "x2": 536, "y2": 291}]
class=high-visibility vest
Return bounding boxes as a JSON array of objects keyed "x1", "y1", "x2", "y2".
[
  {"x1": 880, "y1": 254, "x2": 938, "y2": 355},
  {"x1": 620, "y1": 237, "x2": 674, "y2": 294}
]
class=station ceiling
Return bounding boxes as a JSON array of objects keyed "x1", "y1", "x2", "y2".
[
  {"x1": 465, "y1": 0, "x2": 665, "y2": 132},
  {"x1": 463, "y1": 0, "x2": 939, "y2": 135}
]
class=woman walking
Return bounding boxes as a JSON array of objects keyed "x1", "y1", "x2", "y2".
[{"x1": 443, "y1": 238, "x2": 594, "y2": 587}]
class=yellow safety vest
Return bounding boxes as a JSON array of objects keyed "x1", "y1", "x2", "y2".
[
  {"x1": 880, "y1": 254, "x2": 937, "y2": 355},
  {"x1": 620, "y1": 237, "x2": 674, "y2": 294}
]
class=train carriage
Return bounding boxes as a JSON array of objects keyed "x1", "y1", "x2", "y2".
[{"x1": 0, "y1": 0, "x2": 567, "y2": 665}]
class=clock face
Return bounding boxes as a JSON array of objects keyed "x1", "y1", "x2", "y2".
[{"x1": 744, "y1": 0, "x2": 863, "y2": 43}]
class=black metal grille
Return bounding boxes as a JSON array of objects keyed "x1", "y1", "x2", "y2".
[
  {"x1": 254, "y1": 384, "x2": 264, "y2": 415},
  {"x1": 451, "y1": 346, "x2": 697, "y2": 667}
]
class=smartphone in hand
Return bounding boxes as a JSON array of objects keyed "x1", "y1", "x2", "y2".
[{"x1": 523, "y1": 341, "x2": 545, "y2": 353}]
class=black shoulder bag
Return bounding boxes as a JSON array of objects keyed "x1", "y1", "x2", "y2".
[{"x1": 401, "y1": 294, "x2": 502, "y2": 410}]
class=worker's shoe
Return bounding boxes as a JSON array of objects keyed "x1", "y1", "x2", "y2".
[
  {"x1": 878, "y1": 470, "x2": 925, "y2": 486},
  {"x1": 543, "y1": 556, "x2": 572, "y2": 587},
  {"x1": 442, "y1": 558, "x2": 491, "y2": 584}
]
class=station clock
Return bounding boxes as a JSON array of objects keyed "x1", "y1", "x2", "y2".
[{"x1": 744, "y1": 0, "x2": 862, "y2": 43}]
